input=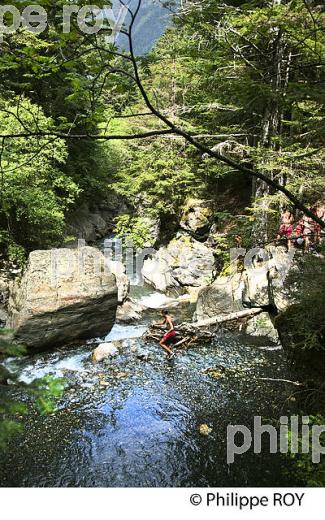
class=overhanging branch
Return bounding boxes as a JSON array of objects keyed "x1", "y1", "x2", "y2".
[
  {"x1": 0, "y1": 129, "x2": 175, "y2": 140},
  {"x1": 122, "y1": 0, "x2": 325, "y2": 229},
  {"x1": 1, "y1": 0, "x2": 324, "y2": 230}
]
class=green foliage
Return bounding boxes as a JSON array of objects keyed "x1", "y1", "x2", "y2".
[
  {"x1": 149, "y1": 0, "x2": 325, "y2": 215},
  {"x1": 231, "y1": 213, "x2": 257, "y2": 249},
  {"x1": 0, "y1": 230, "x2": 27, "y2": 268},
  {"x1": 287, "y1": 415, "x2": 325, "y2": 487},
  {"x1": 276, "y1": 252, "x2": 325, "y2": 351},
  {"x1": 0, "y1": 374, "x2": 64, "y2": 450},
  {"x1": 112, "y1": 139, "x2": 198, "y2": 219},
  {"x1": 0, "y1": 97, "x2": 79, "y2": 252},
  {"x1": 213, "y1": 211, "x2": 232, "y2": 223},
  {"x1": 0, "y1": 2, "x2": 121, "y2": 256},
  {"x1": 0, "y1": 377, "x2": 64, "y2": 450},
  {"x1": 0, "y1": 420, "x2": 23, "y2": 451},
  {"x1": 30, "y1": 376, "x2": 65, "y2": 416},
  {"x1": 7, "y1": 243, "x2": 27, "y2": 269},
  {"x1": 114, "y1": 214, "x2": 152, "y2": 249},
  {"x1": 0, "y1": 330, "x2": 26, "y2": 357},
  {"x1": 212, "y1": 235, "x2": 232, "y2": 276},
  {"x1": 0, "y1": 331, "x2": 64, "y2": 450}
]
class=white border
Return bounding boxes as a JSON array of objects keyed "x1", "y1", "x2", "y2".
[{"x1": 1, "y1": 488, "x2": 324, "y2": 519}]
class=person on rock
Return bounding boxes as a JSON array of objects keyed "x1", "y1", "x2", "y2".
[
  {"x1": 277, "y1": 209, "x2": 294, "y2": 250},
  {"x1": 153, "y1": 309, "x2": 176, "y2": 360},
  {"x1": 314, "y1": 204, "x2": 325, "y2": 244},
  {"x1": 295, "y1": 213, "x2": 305, "y2": 249}
]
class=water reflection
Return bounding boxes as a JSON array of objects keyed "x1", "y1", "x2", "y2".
[{"x1": 0, "y1": 329, "x2": 302, "y2": 487}]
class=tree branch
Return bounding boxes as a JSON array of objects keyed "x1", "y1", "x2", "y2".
[
  {"x1": 1, "y1": 0, "x2": 324, "y2": 231},
  {"x1": 0, "y1": 129, "x2": 175, "y2": 140},
  {"x1": 122, "y1": 0, "x2": 325, "y2": 229}
]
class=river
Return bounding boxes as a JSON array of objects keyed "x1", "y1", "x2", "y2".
[{"x1": 0, "y1": 276, "x2": 305, "y2": 487}]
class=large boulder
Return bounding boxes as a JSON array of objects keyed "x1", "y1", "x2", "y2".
[
  {"x1": 106, "y1": 260, "x2": 129, "y2": 304},
  {"x1": 242, "y1": 247, "x2": 295, "y2": 311},
  {"x1": 142, "y1": 234, "x2": 215, "y2": 291},
  {"x1": 8, "y1": 247, "x2": 118, "y2": 351},
  {"x1": 268, "y1": 247, "x2": 296, "y2": 312},
  {"x1": 194, "y1": 246, "x2": 295, "y2": 339},
  {"x1": 196, "y1": 273, "x2": 245, "y2": 320},
  {"x1": 242, "y1": 267, "x2": 270, "y2": 307},
  {"x1": 180, "y1": 199, "x2": 213, "y2": 236},
  {"x1": 141, "y1": 254, "x2": 174, "y2": 293},
  {"x1": 246, "y1": 312, "x2": 280, "y2": 343}
]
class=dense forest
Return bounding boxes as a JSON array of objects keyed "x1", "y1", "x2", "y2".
[{"x1": 0, "y1": 0, "x2": 325, "y2": 488}]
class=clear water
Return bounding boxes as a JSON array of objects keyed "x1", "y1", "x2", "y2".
[
  {"x1": 0, "y1": 308, "x2": 302, "y2": 487},
  {"x1": 0, "y1": 250, "x2": 303, "y2": 487}
]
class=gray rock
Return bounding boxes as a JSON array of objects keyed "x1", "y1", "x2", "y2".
[
  {"x1": 136, "y1": 349, "x2": 152, "y2": 362},
  {"x1": 141, "y1": 254, "x2": 174, "y2": 293},
  {"x1": 243, "y1": 247, "x2": 295, "y2": 311},
  {"x1": 268, "y1": 247, "x2": 297, "y2": 312},
  {"x1": 88, "y1": 213, "x2": 109, "y2": 237},
  {"x1": 92, "y1": 342, "x2": 119, "y2": 362},
  {"x1": 0, "y1": 272, "x2": 10, "y2": 307},
  {"x1": 242, "y1": 268, "x2": 270, "y2": 307},
  {"x1": 66, "y1": 204, "x2": 102, "y2": 243},
  {"x1": 196, "y1": 273, "x2": 245, "y2": 320},
  {"x1": 180, "y1": 199, "x2": 213, "y2": 236},
  {"x1": 8, "y1": 247, "x2": 118, "y2": 351},
  {"x1": 245, "y1": 312, "x2": 280, "y2": 342},
  {"x1": 106, "y1": 260, "x2": 129, "y2": 303},
  {"x1": 0, "y1": 305, "x2": 8, "y2": 326},
  {"x1": 65, "y1": 199, "x2": 128, "y2": 244},
  {"x1": 194, "y1": 246, "x2": 295, "y2": 339},
  {"x1": 142, "y1": 234, "x2": 215, "y2": 291},
  {"x1": 116, "y1": 299, "x2": 144, "y2": 323}
]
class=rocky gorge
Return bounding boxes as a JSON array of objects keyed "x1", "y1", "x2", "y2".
[
  {"x1": 1, "y1": 0, "x2": 324, "y2": 492},
  {"x1": 0, "y1": 197, "x2": 322, "y2": 488},
  {"x1": 0, "y1": 198, "x2": 295, "y2": 352}
]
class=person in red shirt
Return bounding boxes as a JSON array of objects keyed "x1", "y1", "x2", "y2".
[
  {"x1": 153, "y1": 309, "x2": 176, "y2": 360},
  {"x1": 277, "y1": 209, "x2": 294, "y2": 250},
  {"x1": 295, "y1": 214, "x2": 305, "y2": 249}
]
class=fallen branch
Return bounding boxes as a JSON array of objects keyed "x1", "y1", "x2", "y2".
[
  {"x1": 258, "y1": 378, "x2": 304, "y2": 387},
  {"x1": 143, "y1": 308, "x2": 264, "y2": 348},
  {"x1": 180, "y1": 308, "x2": 264, "y2": 330},
  {"x1": 173, "y1": 337, "x2": 191, "y2": 348}
]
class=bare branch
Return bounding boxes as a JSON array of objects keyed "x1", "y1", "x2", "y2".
[
  {"x1": 112, "y1": 112, "x2": 155, "y2": 119},
  {"x1": 2, "y1": 137, "x2": 60, "y2": 175},
  {"x1": 119, "y1": 0, "x2": 325, "y2": 229},
  {"x1": 1, "y1": 0, "x2": 324, "y2": 231},
  {"x1": 0, "y1": 129, "x2": 175, "y2": 140}
]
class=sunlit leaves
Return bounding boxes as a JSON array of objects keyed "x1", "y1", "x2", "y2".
[{"x1": 0, "y1": 97, "x2": 80, "y2": 251}]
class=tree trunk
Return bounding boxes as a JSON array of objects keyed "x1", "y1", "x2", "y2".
[
  {"x1": 180, "y1": 308, "x2": 264, "y2": 330},
  {"x1": 253, "y1": 0, "x2": 292, "y2": 242}
]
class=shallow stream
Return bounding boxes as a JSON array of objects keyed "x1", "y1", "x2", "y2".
[{"x1": 0, "y1": 282, "x2": 304, "y2": 487}]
